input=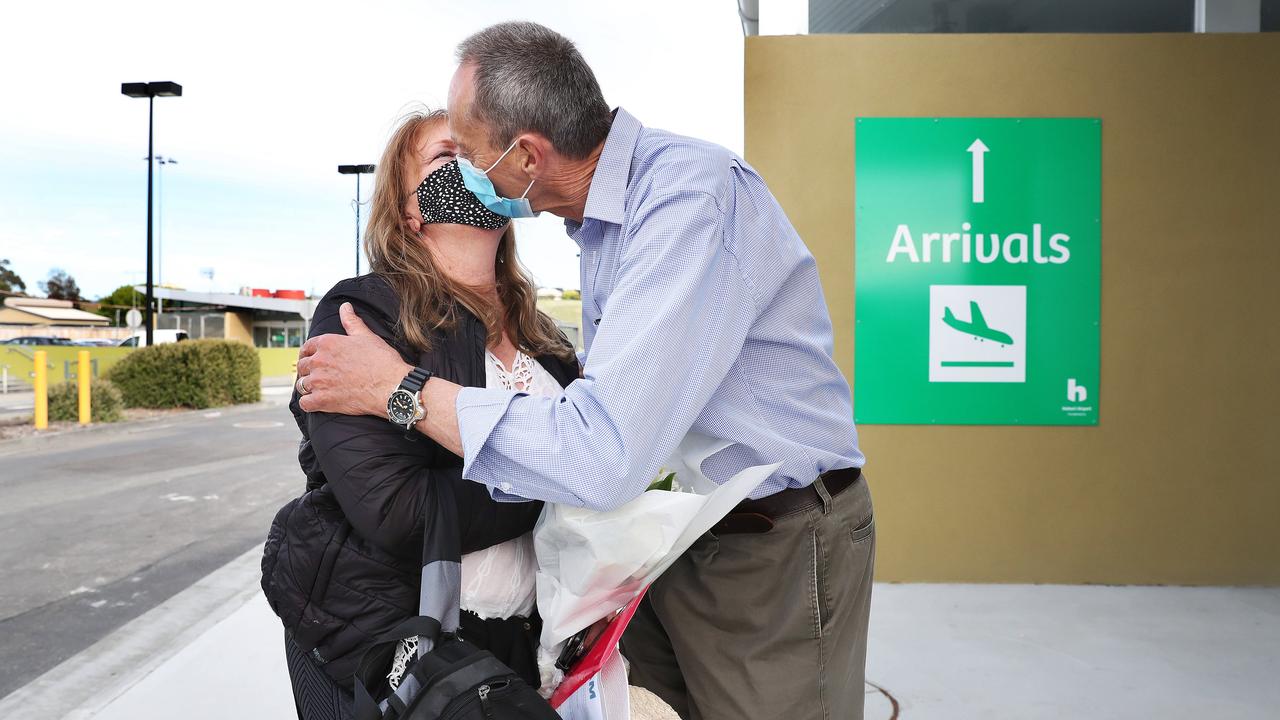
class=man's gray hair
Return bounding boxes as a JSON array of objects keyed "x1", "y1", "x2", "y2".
[{"x1": 457, "y1": 22, "x2": 612, "y2": 159}]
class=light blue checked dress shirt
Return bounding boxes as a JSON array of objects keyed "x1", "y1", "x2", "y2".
[{"x1": 456, "y1": 108, "x2": 864, "y2": 510}]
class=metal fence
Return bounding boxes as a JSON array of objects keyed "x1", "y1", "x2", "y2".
[{"x1": 156, "y1": 312, "x2": 226, "y2": 340}]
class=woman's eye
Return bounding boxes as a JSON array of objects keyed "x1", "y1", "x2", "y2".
[{"x1": 435, "y1": 151, "x2": 455, "y2": 161}]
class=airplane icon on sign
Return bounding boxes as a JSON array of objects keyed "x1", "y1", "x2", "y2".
[{"x1": 942, "y1": 300, "x2": 1014, "y2": 346}]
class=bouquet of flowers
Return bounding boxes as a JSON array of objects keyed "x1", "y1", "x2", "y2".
[{"x1": 532, "y1": 433, "x2": 780, "y2": 717}]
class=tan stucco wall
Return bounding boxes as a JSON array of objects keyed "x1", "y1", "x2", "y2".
[
  {"x1": 745, "y1": 33, "x2": 1280, "y2": 585},
  {"x1": 225, "y1": 310, "x2": 254, "y2": 345}
]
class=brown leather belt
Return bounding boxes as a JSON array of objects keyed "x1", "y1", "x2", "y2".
[{"x1": 711, "y1": 467, "x2": 861, "y2": 535}]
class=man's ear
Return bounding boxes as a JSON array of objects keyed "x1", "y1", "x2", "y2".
[{"x1": 519, "y1": 133, "x2": 552, "y2": 177}]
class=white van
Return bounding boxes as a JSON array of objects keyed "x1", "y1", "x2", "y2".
[{"x1": 118, "y1": 329, "x2": 190, "y2": 348}]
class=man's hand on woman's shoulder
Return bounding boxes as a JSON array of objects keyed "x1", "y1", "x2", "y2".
[{"x1": 297, "y1": 302, "x2": 412, "y2": 418}]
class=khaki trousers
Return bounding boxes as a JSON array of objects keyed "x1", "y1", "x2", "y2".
[{"x1": 622, "y1": 475, "x2": 876, "y2": 720}]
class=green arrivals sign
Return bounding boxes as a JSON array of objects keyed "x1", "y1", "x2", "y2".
[{"x1": 854, "y1": 118, "x2": 1100, "y2": 425}]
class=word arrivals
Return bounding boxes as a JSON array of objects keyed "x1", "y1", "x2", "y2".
[{"x1": 886, "y1": 223, "x2": 1071, "y2": 265}]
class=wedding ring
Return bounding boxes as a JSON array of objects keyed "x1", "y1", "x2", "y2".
[{"x1": 295, "y1": 375, "x2": 311, "y2": 396}]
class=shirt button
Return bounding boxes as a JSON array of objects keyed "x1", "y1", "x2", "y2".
[{"x1": 500, "y1": 482, "x2": 513, "y2": 493}]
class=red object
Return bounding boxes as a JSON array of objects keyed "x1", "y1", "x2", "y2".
[
  {"x1": 250, "y1": 288, "x2": 272, "y2": 297},
  {"x1": 549, "y1": 588, "x2": 649, "y2": 709},
  {"x1": 273, "y1": 289, "x2": 306, "y2": 299}
]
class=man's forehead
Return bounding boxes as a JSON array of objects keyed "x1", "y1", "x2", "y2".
[
  {"x1": 449, "y1": 62, "x2": 476, "y2": 99},
  {"x1": 447, "y1": 63, "x2": 485, "y2": 151},
  {"x1": 447, "y1": 64, "x2": 474, "y2": 119}
]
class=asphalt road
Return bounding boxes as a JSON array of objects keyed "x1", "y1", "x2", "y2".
[{"x1": 0, "y1": 390, "x2": 304, "y2": 698}]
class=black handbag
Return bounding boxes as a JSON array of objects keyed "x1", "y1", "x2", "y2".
[{"x1": 352, "y1": 470, "x2": 559, "y2": 720}]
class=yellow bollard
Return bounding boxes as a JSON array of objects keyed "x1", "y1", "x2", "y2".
[
  {"x1": 78, "y1": 350, "x2": 92, "y2": 425},
  {"x1": 34, "y1": 350, "x2": 48, "y2": 430}
]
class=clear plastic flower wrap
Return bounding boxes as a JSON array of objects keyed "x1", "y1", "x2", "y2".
[{"x1": 533, "y1": 433, "x2": 780, "y2": 702}]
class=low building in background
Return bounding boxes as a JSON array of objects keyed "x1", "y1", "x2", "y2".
[
  {"x1": 0, "y1": 297, "x2": 110, "y2": 327},
  {"x1": 142, "y1": 287, "x2": 316, "y2": 348},
  {"x1": 0, "y1": 297, "x2": 124, "y2": 343}
]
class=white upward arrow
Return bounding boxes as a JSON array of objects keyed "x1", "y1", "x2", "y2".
[{"x1": 967, "y1": 138, "x2": 989, "y2": 204}]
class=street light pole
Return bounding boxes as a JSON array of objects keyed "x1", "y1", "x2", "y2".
[
  {"x1": 338, "y1": 164, "x2": 376, "y2": 276},
  {"x1": 147, "y1": 95, "x2": 154, "y2": 336},
  {"x1": 122, "y1": 81, "x2": 182, "y2": 348}
]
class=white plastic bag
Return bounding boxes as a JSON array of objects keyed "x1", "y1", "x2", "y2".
[
  {"x1": 533, "y1": 433, "x2": 781, "y2": 699},
  {"x1": 553, "y1": 647, "x2": 629, "y2": 720}
]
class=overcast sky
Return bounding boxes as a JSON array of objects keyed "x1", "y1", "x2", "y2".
[{"x1": 0, "y1": 0, "x2": 745, "y2": 300}]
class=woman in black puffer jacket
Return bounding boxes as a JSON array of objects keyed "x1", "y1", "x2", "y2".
[{"x1": 260, "y1": 109, "x2": 579, "y2": 720}]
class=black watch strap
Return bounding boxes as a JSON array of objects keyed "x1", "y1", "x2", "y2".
[
  {"x1": 400, "y1": 367, "x2": 432, "y2": 394},
  {"x1": 397, "y1": 367, "x2": 433, "y2": 441}
]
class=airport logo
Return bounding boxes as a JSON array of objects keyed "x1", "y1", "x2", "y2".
[{"x1": 1061, "y1": 377, "x2": 1094, "y2": 418}]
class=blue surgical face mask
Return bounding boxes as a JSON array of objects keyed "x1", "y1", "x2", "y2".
[{"x1": 456, "y1": 138, "x2": 539, "y2": 219}]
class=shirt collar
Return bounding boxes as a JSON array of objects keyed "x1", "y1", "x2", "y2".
[{"x1": 580, "y1": 107, "x2": 642, "y2": 227}]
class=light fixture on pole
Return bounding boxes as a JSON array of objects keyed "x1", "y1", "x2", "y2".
[
  {"x1": 338, "y1": 164, "x2": 376, "y2": 276},
  {"x1": 122, "y1": 81, "x2": 182, "y2": 348}
]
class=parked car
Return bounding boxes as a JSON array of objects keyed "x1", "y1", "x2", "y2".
[
  {"x1": 72, "y1": 338, "x2": 122, "y2": 347},
  {"x1": 3, "y1": 336, "x2": 75, "y2": 346},
  {"x1": 118, "y1": 329, "x2": 190, "y2": 347}
]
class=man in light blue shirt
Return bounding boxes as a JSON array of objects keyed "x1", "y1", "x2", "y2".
[{"x1": 298, "y1": 21, "x2": 875, "y2": 720}]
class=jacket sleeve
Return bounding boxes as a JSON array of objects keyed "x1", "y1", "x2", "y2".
[
  {"x1": 289, "y1": 389, "x2": 326, "y2": 492},
  {"x1": 304, "y1": 281, "x2": 540, "y2": 557}
]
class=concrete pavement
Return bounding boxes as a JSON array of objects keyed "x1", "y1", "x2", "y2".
[{"x1": 867, "y1": 584, "x2": 1280, "y2": 718}]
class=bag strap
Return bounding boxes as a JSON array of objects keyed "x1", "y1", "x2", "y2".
[
  {"x1": 352, "y1": 468, "x2": 464, "y2": 719},
  {"x1": 354, "y1": 682, "x2": 387, "y2": 720},
  {"x1": 414, "y1": 464, "x2": 462, "y2": 652}
]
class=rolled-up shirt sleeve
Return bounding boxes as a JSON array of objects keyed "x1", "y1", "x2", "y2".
[
  {"x1": 455, "y1": 190, "x2": 758, "y2": 511},
  {"x1": 455, "y1": 386, "x2": 523, "y2": 497}
]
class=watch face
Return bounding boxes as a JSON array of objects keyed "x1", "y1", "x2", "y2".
[{"x1": 387, "y1": 389, "x2": 417, "y2": 425}]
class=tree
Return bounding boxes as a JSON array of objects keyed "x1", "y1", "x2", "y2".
[
  {"x1": 40, "y1": 268, "x2": 83, "y2": 301},
  {"x1": 95, "y1": 284, "x2": 141, "y2": 323},
  {"x1": 0, "y1": 258, "x2": 25, "y2": 294},
  {"x1": 562, "y1": 289, "x2": 582, "y2": 301}
]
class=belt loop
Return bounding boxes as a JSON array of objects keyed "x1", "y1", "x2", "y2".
[{"x1": 814, "y1": 474, "x2": 834, "y2": 515}]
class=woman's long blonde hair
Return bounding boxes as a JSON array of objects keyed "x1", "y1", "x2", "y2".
[{"x1": 364, "y1": 109, "x2": 573, "y2": 361}]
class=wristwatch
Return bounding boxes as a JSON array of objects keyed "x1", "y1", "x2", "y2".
[{"x1": 386, "y1": 367, "x2": 433, "y2": 434}]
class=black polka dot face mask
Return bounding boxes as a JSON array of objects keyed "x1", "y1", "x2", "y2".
[{"x1": 415, "y1": 159, "x2": 510, "y2": 230}]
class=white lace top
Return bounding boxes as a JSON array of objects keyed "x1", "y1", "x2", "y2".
[
  {"x1": 458, "y1": 349, "x2": 561, "y2": 619},
  {"x1": 388, "y1": 348, "x2": 562, "y2": 690}
]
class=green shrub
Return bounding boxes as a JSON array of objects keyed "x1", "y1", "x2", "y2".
[
  {"x1": 106, "y1": 339, "x2": 262, "y2": 409},
  {"x1": 48, "y1": 379, "x2": 126, "y2": 423}
]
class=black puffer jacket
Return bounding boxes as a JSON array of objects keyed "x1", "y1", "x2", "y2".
[{"x1": 260, "y1": 274, "x2": 578, "y2": 686}]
